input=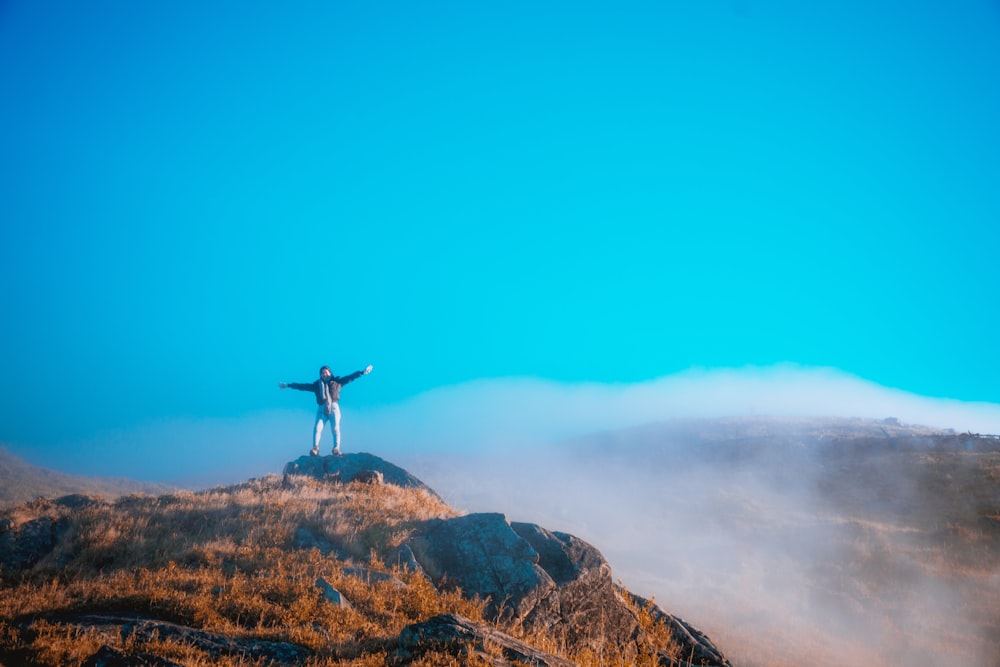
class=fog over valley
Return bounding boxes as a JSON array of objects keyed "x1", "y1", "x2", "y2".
[{"x1": 5, "y1": 367, "x2": 998, "y2": 666}]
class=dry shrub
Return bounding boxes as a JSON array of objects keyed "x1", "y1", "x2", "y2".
[{"x1": 26, "y1": 621, "x2": 108, "y2": 667}]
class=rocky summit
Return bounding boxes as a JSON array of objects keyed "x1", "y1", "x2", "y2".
[
  {"x1": 283, "y1": 452, "x2": 730, "y2": 666},
  {"x1": 283, "y1": 452, "x2": 440, "y2": 497},
  {"x1": 0, "y1": 451, "x2": 731, "y2": 666}
]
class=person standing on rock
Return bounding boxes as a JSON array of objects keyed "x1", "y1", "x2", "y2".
[{"x1": 279, "y1": 364, "x2": 373, "y2": 456}]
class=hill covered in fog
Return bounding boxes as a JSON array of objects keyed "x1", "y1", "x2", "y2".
[
  {"x1": 1, "y1": 452, "x2": 731, "y2": 666},
  {"x1": 0, "y1": 447, "x2": 175, "y2": 509},
  {"x1": 418, "y1": 416, "x2": 1000, "y2": 667}
]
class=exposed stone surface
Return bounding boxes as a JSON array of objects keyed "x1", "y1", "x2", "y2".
[
  {"x1": 351, "y1": 469, "x2": 384, "y2": 485},
  {"x1": 628, "y1": 592, "x2": 730, "y2": 667},
  {"x1": 42, "y1": 613, "x2": 312, "y2": 664},
  {"x1": 512, "y1": 521, "x2": 643, "y2": 657},
  {"x1": 408, "y1": 513, "x2": 555, "y2": 619},
  {"x1": 292, "y1": 525, "x2": 333, "y2": 553},
  {"x1": 2, "y1": 456, "x2": 732, "y2": 667},
  {"x1": 0, "y1": 494, "x2": 112, "y2": 577},
  {"x1": 316, "y1": 576, "x2": 352, "y2": 609},
  {"x1": 388, "y1": 543, "x2": 424, "y2": 575},
  {"x1": 0, "y1": 513, "x2": 70, "y2": 574},
  {"x1": 283, "y1": 452, "x2": 439, "y2": 496},
  {"x1": 403, "y1": 513, "x2": 732, "y2": 666},
  {"x1": 398, "y1": 612, "x2": 576, "y2": 667},
  {"x1": 82, "y1": 645, "x2": 183, "y2": 667}
]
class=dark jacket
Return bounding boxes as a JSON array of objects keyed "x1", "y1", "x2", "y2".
[{"x1": 289, "y1": 370, "x2": 365, "y2": 407}]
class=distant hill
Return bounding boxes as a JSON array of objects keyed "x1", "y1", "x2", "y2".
[
  {"x1": 0, "y1": 447, "x2": 177, "y2": 508},
  {"x1": 562, "y1": 416, "x2": 1000, "y2": 666}
]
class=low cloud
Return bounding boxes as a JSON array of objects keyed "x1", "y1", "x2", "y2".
[
  {"x1": 11, "y1": 364, "x2": 999, "y2": 665},
  {"x1": 24, "y1": 364, "x2": 1000, "y2": 485},
  {"x1": 355, "y1": 365, "x2": 1000, "y2": 455}
]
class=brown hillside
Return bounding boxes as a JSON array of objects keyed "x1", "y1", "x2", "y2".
[
  {"x1": 0, "y1": 447, "x2": 175, "y2": 509},
  {"x1": 0, "y1": 458, "x2": 725, "y2": 667}
]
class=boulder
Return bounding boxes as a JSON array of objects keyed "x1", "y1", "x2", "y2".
[
  {"x1": 408, "y1": 513, "x2": 555, "y2": 619},
  {"x1": 403, "y1": 513, "x2": 732, "y2": 666},
  {"x1": 315, "y1": 577, "x2": 352, "y2": 609},
  {"x1": 41, "y1": 613, "x2": 311, "y2": 664},
  {"x1": 283, "y1": 452, "x2": 439, "y2": 497},
  {"x1": 83, "y1": 645, "x2": 183, "y2": 667},
  {"x1": 628, "y1": 592, "x2": 731, "y2": 667},
  {"x1": 291, "y1": 525, "x2": 341, "y2": 557},
  {"x1": 511, "y1": 521, "x2": 642, "y2": 655},
  {"x1": 0, "y1": 514, "x2": 70, "y2": 575},
  {"x1": 351, "y1": 469, "x2": 384, "y2": 485},
  {"x1": 398, "y1": 612, "x2": 576, "y2": 667},
  {"x1": 388, "y1": 543, "x2": 425, "y2": 576}
]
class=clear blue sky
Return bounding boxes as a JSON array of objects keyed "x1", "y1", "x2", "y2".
[{"x1": 2, "y1": 1, "x2": 999, "y2": 456}]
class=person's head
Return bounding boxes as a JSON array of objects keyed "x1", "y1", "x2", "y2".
[{"x1": 320, "y1": 366, "x2": 332, "y2": 379}]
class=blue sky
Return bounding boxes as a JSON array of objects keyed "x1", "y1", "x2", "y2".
[{"x1": 2, "y1": 1, "x2": 1000, "y2": 476}]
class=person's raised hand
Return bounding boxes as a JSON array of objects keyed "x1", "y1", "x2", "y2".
[{"x1": 364, "y1": 365, "x2": 373, "y2": 375}]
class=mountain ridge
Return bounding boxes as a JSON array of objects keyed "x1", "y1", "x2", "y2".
[
  {"x1": 3, "y1": 416, "x2": 998, "y2": 666},
  {"x1": 0, "y1": 446, "x2": 177, "y2": 509},
  {"x1": 0, "y1": 450, "x2": 731, "y2": 666}
]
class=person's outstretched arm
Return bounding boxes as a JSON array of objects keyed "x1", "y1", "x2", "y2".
[
  {"x1": 279, "y1": 381, "x2": 316, "y2": 391},
  {"x1": 335, "y1": 365, "x2": 373, "y2": 385}
]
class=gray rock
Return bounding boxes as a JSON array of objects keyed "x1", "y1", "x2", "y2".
[
  {"x1": 408, "y1": 513, "x2": 555, "y2": 619},
  {"x1": 403, "y1": 514, "x2": 733, "y2": 666},
  {"x1": 388, "y1": 543, "x2": 425, "y2": 576},
  {"x1": 0, "y1": 514, "x2": 70, "y2": 574},
  {"x1": 511, "y1": 521, "x2": 641, "y2": 655},
  {"x1": 315, "y1": 577, "x2": 352, "y2": 609},
  {"x1": 82, "y1": 645, "x2": 183, "y2": 667},
  {"x1": 44, "y1": 613, "x2": 311, "y2": 664},
  {"x1": 283, "y1": 452, "x2": 439, "y2": 496},
  {"x1": 627, "y1": 592, "x2": 731, "y2": 667},
  {"x1": 351, "y1": 469, "x2": 384, "y2": 485},
  {"x1": 54, "y1": 494, "x2": 103, "y2": 510},
  {"x1": 291, "y1": 525, "x2": 339, "y2": 556},
  {"x1": 398, "y1": 612, "x2": 576, "y2": 667}
]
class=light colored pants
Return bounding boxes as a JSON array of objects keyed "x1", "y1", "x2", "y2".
[{"x1": 311, "y1": 403, "x2": 341, "y2": 454}]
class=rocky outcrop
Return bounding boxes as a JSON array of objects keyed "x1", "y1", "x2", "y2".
[
  {"x1": 409, "y1": 513, "x2": 553, "y2": 619},
  {"x1": 0, "y1": 514, "x2": 69, "y2": 574},
  {"x1": 315, "y1": 577, "x2": 352, "y2": 609},
  {"x1": 283, "y1": 452, "x2": 439, "y2": 496},
  {"x1": 41, "y1": 613, "x2": 311, "y2": 664},
  {"x1": 83, "y1": 645, "x2": 183, "y2": 667},
  {"x1": 403, "y1": 513, "x2": 731, "y2": 666},
  {"x1": 0, "y1": 494, "x2": 102, "y2": 576},
  {"x1": 628, "y1": 592, "x2": 731, "y2": 667},
  {"x1": 2, "y1": 458, "x2": 731, "y2": 666},
  {"x1": 398, "y1": 613, "x2": 576, "y2": 667}
]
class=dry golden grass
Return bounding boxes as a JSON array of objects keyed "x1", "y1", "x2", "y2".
[
  {"x1": 0, "y1": 476, "x2": 487, "y2": 666},
  {"x1": 0, "y1": 475, "x2": 677, "y2": 666}
]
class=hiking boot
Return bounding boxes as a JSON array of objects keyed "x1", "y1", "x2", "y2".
[
  {"x1": 332, "y1": 448, "x2": 342, "y2": 456},
  {"x1": 310, "y1": 448, "x2": 319, "y2": 457}
]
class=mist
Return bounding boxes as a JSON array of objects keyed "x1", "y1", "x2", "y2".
[
  {"x1": 8, "y1": 365, "x2": 998, "y2": 665},
  {"x1": 403, "y1": 427, "x2": 994, "y2": 667},
  {"x1": 372, "y1": 366, "x2": 1000, "y2": 666},
  {"x1": 17, "y1": 365, "x2": 1000, "y2": 485}
]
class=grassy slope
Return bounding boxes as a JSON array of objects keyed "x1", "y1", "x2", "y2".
[
  {"x1": 0, "y1": 447, "x2": 175, "y2": 509},
  {"x1": 0, "y1": 475, "x2": 677, "y2": 667}
]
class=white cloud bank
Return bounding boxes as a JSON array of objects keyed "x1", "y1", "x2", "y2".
[
  {"x1": 353, "y1": 364, "x2": 1000, "y2": 453},
  {"x1": 28, "y1": 364, "x2": 1000, "y2": 485},
  {"x1": 14, "y1": 364, "x2": 999, "y2": 665}
]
